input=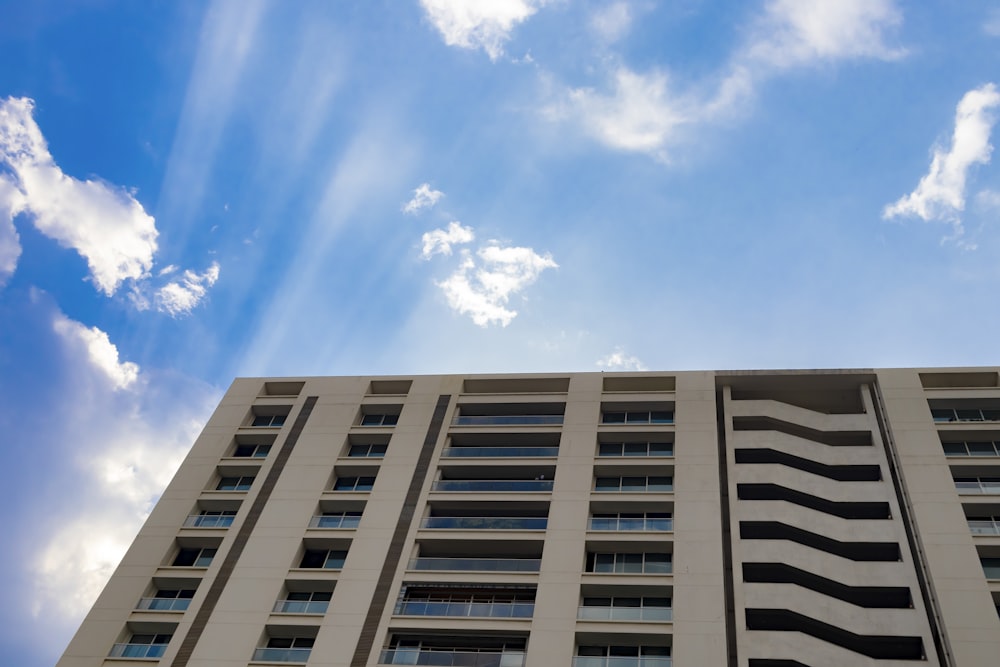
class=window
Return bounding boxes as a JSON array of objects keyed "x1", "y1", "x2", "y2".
[
  {"x1": 943, "y1": 441, "x2": 1000, "y2": 456},
  {"x1": 233, "y1": 443, "x2": 271, "y2": 458},
  {"x1": 579, "y1": 596, "x2": 672, "y2": 622},
  {"x1": 137, "y1": 589, "x2": 195, "y2": 611},
  {"x1": 968, "y1": 515, "x2": 1000, "y2": 535},
  {"x1": 333, "y1": 476, "x2": 375, "y2": 491},
  {"x1": 586, "y1": 552, "x2": 672, "y2": 574},
  {"x1": 299, "y1": 549, "x2": 347, "y2": 569},
  {"x1": 599, "y1": 441, "x2": 673, "y2": 457},
  {"x1": 360, "y1": 413, "x2": 398, "y2": 426},
  {"x1": 601, "y1": 410, "x2": 673, "y2": 425},
  {"x1": 274, "y1": 591, "x2": 332, "y2": 614},
  {"x1": 575, "y1": 645, "x2": 671, "y2": 666},
  {"x1": 348, "y1": 443, "x2": 387, "y2": 457},
  {"x1": 954, "y1": 476, "x2": 1000, "y2": 494},
  {"x1": 595, "y1": 476, "x2": 672, "y2": 492},
  {"x1": 110, "y1": 634, "x2": 172, "y2": 659},
  {"x1": 982, "y1": 558, "x2": 1000, "y2": 579},
  {"x1": 590, "y1": 512, "x2": 672, "y2": 531},
  {"x1": 932, "y1": 407, "x2": 1000, "y2": 423},
  {"x1": 396, "y1": 587, "x2": 536, "y2": 618},
  {"x1": 185, "y1": 510, "x2": 236, "y2": 528},
  {"x1": 251, "y1": 414, "x2": 287, "y2": 427},
  {"x1": 253, "y1": 637, "x2": 315, "y2": 663},
  {"x1": 173, "y1": 547, "x2": 217, "y2": 567},
  {"x1": 216, "y1": 476, "x2": 254, "y2": 491},
  {"x1": 310, "y1": 511, "x2": 362, "y2": 528},
  {"x1": 381, "y1": 636, "x2": 526, "y2": 666}
]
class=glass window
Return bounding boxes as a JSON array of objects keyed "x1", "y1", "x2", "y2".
[
  {"x1": 234, "y1": 443, "x2": 271, "y2": 457},
  {"x1": 251, "y1": 414, "x2": 286, "y2": 427},
  {"x1": 348, "y1": 443, "x2": 387, "y2": 457},
  {"x1": 968, "y1": 442, "x2": 997, "y2": 456},
  {"x1": 300, "y1": 549, "x2": 347, "y2": 569},
  {"x1": 217, "y1": 476, "x2": 254, "y2": 491},
  {"x1": 333, "y1": 476, "x2": 376, "y2": 491},
  {"x1": 173, "y1": 547, "x2": 217, "y2": 567},
  {"x1": 943, "y1": 442, "x2": 968, "y2": 456},
  {"x1": 361, "y1": 413, "x2": 399, "y2": 426}
]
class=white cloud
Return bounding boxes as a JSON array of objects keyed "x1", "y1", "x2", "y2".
[
  {"x1": 556, "y1": 67, "x2": 688, "y2": 158},
  {"x1": 597, "y1": 346, "x2": 648, "y2": 371},
  {"x1": 590, "y1": 1, "x2": 632, "y2": 44},
  {"x1": 0, "y1": 96, "x2": 159, "y2": 295},
  {"x1": 984, "y1": 8, "x2": 1000, "y2": 37},
  {"x1": 421, "y1": 221, "x2": 475, "y2": 258},
  {"x1": 0, "y1": 174, "x2": 23, "y2": 285},
  {"x1": 746, "y1": 0, "x2": 905, "y2": 68},
  {"x1": 403, "y1": 182, "x2": 444, "y2": 214},
  {"x1": 437, "y1": 243, "x2": 557, "y2": 327},
  {"x1": 154, "y1": 261, "x2": 221, "y2": 316},
  {"x1": 883, "y1": 84, "x2": 1000, "y2": 229},
  {"x1": 52, "y1": 314, "x2": 140, "y2": 391},
  {"x1": 419, "y1": 0, "x2": 545, "y2": 61}
]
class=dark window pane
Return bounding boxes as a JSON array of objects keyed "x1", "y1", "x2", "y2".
[
  {"x1": 603, "y1": 412, "x2": 626, "y2": 424},
  {"x1": 943, "y1": 442, "x2": 967, "y2": 456}
]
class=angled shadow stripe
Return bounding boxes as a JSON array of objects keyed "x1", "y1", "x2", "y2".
[
  {"x1": 737, "y1": 483, "x2": 891, "y2": 520},
  {"x1": 735, "y1": 448, "x2": 881, "y2": 481},
  {"x1": 733, "y1": 416, "x2": 872, "y2": 447},
  {"x1": 740, "y1": 521, "x2": 900, "y2": 561},
  {"x1": 743, "y1": 562, "x2": 912, "y2": 608}
]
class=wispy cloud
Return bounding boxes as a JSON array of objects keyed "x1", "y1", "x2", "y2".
[
  {"x1": 883, "y1": 83, "x2": 1000, "y2": 236},
  {"x1": 590, "y1": 1, "x2": 633, "y2": 44},
  {"x1": 0, "y1": 174, "x2": 23, "y2": 285},
  {"x1": 421, "y1": 221, "x2": 475, "y2": 258},
  {"x1": 437, "y1": 243, "x2": 557, "y2": 327},
  {"x1": 52, "y1": 315, "x2": 140, "y2": 391},
  {"x1": 983, "y1": 8, "x2": 1000, "y2": 37},
  {"x1": 152, "y1": 262, "x2": 221, "y2": 317},
  {"x1": 403, "y1": 182, "x2": 445, "y2": 214},
  {"x1": 419, "y1": 0, "x2": 545, "y2": 61},
  {"x1": 597, "y1": 346, "x2": 647, "y2": 371},
  {"x1": 0, "y1": 97, "x2": 158, "y2": 295}
]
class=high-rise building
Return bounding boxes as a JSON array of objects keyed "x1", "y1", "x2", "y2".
[{"x1": 57, "y1": 369, "x2": 1000, "y2": 667}]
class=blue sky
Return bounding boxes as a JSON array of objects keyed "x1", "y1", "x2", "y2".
[{"x1": 1, "y1": 1, "x2": 999, "y2": 663}]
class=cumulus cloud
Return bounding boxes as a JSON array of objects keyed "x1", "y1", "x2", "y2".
[
  {"x1": 153, "y1": 261, "x2": 221, "y2": 316},
  {"x1": 403, "y1": 182, "x2": 444, "y2": 214},
  {"x1": 437, "y1": 243, "x2": 557, "y2": 327},
  {"x1": 0, "y1": 97, "x2": 159, "y2": 295},
  {"x1": 421, "y1": 221, "x2": 475, "y2": 258},
  {"x1": 52, "y1": 314, "x2": 140, "y2": 391},
  {"x1": 420, "y1": 0, "x2": 545, "y2": 61},
  {"x1": 883, "y1": 84, "x2": 1000, "y2": 230},
  {"x1": 597, "y1": 346, "x2": 648, "y2": 371},
  {"x1": 0, "y1": 174, "x2": 23, "y2": 285},
  {"x1": 745, "y1": 0, "x2": 905, "y2": 68}
]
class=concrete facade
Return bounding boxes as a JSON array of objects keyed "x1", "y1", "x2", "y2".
[{"x1": 56, "y1": 369, "x2": 1000, "y2": 667}]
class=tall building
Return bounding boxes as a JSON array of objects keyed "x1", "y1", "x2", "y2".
[{"x1": 57, "y1": 369, "x2": 1000, "y2": 667}]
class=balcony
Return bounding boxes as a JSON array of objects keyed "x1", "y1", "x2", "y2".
[
  {"x1": 309, "y1": 514, "x2": 361, "y2": 529},
  {"x1": 573, "y1": 658, "x2": 670, "y2": 667},
  {"x1": 933, "y1": 407, "x2": 1000, "y2": 423},
  {"x1": 432, "y1": 480, "x2": 553, "y2": 492},
  {"x1": 183, "y1": 514, "x2": 234, "y2": 528},
  {"x1": 453, "y1": 415, "x2": 563, "y2": 426},
  {"x1": 955, "y1": 479, "x2": 1000, "y2": 494},
  {"x1": 109, "y1": 643, "x2": 167, "y2": 659},
  {"x1": 251, "y1": 647, "x2": 312, "y2": 662},
  {"x1": 409, "y1": 557, "x2": 541, "y2": 572},
  {"x1": 273, "y1": 599, "x2": 330, "y2": 614},
  {"x1": 395, "y1": 600, "x2": 534, "y2": 618},
  {"x1": 442, "y1": 446, "x2": 559, "y2": 458},
  {"x1": 379, "y1": 649, "x2": 525, "y2": 666},
  {"x1": 577, "y1": 606, "x2": 672, "y2": 622},
  {"x1": 589, "y1": 516, "x2": 672, "y2": 532},
  {"x1": 135, "y1": 597, "x2": 191, "y2": 612},
  {"x1": 970, "y1": 519, "x2": 1000, "y2": 535},
  {"x1": 421, "y1": 516, "x2": 547, "y2": 530}
]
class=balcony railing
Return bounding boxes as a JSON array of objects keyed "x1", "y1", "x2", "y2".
[
  {"x1": 573, "y1": 658, "x2": 670, "y2": 667},
  {"x1": 969, "y1": 519, "x2": 1000, "y2": 535},
  {"x1": 273, "y1": 599, "x2": 330, "y2": 614},
  {"x1": 183, "y1": 514, "x2": 234, "y2": 528},
  {"x1": 955, "y1": 480, "x2": 1000, "y2": 494},
  {"x1": 409, "y1": 557, "x2": 541, "y2": 572},
  {"x1": 589, "y1": 517, "x2": 672, "y2": 532},
  {"x1": 136, "y1": 597, "x2": 191, "y2": 612},
  {"x1": 452, "y1": 415, "x2": 563, "y2": 426},
  {"x1": 395, "y1": 600, "x2": 534, "y2": 618},
  {"x1": 432, "y1": 480, "x2": 553, "y2": 492},
  {"x1": 577, "y1": 606, "x2": 672, "y2": 622},
  {"x1": 421, "y1": 516, "x2": 548, "y2": 530},
  {"x1": 442, "y1": 446, "x2": 560, "y2": 458},
  {"x1": 379, "y1": 649, "x2": 526, "y2": 666},
  {"x1": 309, "y1": 515, "x2": 361, "y2": 529},
  {"x1": 252, "y1": 647, "x2": 312, "y2": 662},
  {"x1": 109, "y1": 643, "x2": 167, "y2": 658}
]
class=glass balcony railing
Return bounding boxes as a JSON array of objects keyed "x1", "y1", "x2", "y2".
[
  {"x1": 395, "y1": 600, "x2": 534, "y2": 618},
  {"x1": 379, "y1": 649, "x2": 526, "y2": 666},
  {"x1": 421, "y1": 516, "x2": 548, "y2": 530},
  {"x1": 572, "y1": 658, "x2": 670, "y2": 667},
  {"x1": 409, "y1": 557, "x2": 541, "y2": 572},
  {"x1": 968, "y1": 520, "x2": 1000, "y2": 535},
  {"x1": 109, "y1": 643, "x2": 167, "y2": 659},
  {"x1": 432, "y1": 480, "x2": 553, "y2": 492},
  {"x1": 588, "y1": 517, "x2": 672, "y2": 532},
  {"x1": 442, "y1": 446, "x2": 560, "y2": 458},
  {"x1": 309, "y1": 515, "x2": 361, "y2": 529},
  {"x1": 252, "y1": 647, "x2": 312, "y2": 662},
  {"x1": 955, "y1": 480, "x2": 1000, "y2": 494},
  {"x1": 136, "y1": 597, "x2": 191, "y2": 612},
  {"x1": 273, "y1": 599, "x2": 330, "y2": 614},
  {"x1": 183, "y1": 514, "x2": 234, "y2": 528},
  {"x1": 577, "y1": 606, "x2": 672, "y2": 622},
  {"x1": 452, "y1": 415, "x2": 563, "y2": 426}
]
